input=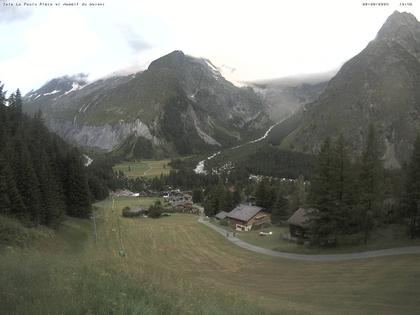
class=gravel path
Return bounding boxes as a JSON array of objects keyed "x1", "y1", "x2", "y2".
[{"x1": 198, "y1": 218, "x2": 420, "y2": 262}]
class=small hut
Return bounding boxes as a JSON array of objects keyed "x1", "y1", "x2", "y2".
[
  {"x1": 286, "y1": 208, "x2": 314, "y2": 238},
  {"x1": 215, "y1": 211, "x2": 228, "y2": 220}
]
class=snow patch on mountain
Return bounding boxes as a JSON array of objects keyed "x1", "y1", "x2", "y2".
[
  {"x1": 43, "y1": 90, "x2": 61, "y2": 96},
  {"x1": 64, "y1": 82, "x2": 86, "y2": 95}
]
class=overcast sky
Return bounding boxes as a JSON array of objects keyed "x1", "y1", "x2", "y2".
[{"x1": 0, "y1": 0, "x2": 419, "y2": 93}]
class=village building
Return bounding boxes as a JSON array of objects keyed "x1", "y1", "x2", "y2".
[
  {"x1": 226, "y1": 204, "x2": 271, "y2": 231},
  {"x1": 286, "y1": 208, "x2": 314, "y2": 239},
  {"x1": 164, "y1": 190, "x2": 193, "y2": 207},
  {"x1": 215, "y1": 211, "x2": 228, "y2": 220}
]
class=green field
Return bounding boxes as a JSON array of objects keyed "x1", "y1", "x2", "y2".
[
  {"x1": 1, "y1": 197, "x2": 420, "y2": 314},
  {"x1": 113, "y1": 160, "x2": 171, "y2": 178}
]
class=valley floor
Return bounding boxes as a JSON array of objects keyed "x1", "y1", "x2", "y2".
[
  {"x1": 1, "y1": 197, "x2": 420, "y2": 314},
  {"x1": 113, "y1": 159, "x2": 171, "y2": 178}
]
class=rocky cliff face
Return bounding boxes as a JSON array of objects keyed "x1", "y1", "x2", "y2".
[
  {"x1": 24, "y1": 51, "x2": 270, "y2": 156},
  {"x1": 281, "y1": 11, "x2": 420, "y2": 167},
  {"x1": 47, "y1": 118, "x2": 159, "y2": 150}
]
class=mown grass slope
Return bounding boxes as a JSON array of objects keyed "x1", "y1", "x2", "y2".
[{"x1": 1, "y1": 197, "x2": 420, "y2": 314}]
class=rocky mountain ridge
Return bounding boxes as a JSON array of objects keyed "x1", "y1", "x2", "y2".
[
  {"x1": 24, "y1": 51, "x2": 270, "y2": 157},
  {"x1": 280, "y1": 11, "x2": 420, "y2": 168}
]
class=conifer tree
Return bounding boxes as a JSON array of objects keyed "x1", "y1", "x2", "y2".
[
  {"x1": 64, "y1": 150, "x2": 92, "y2": 218},
  {"x1": 358, "y1": 125, "x2": 383, "y2": 243},
  {"x1": 232, "y1": 189, "x2": 242, "y2": 206},
  {"x1": 403, "y1": 134, "x2": 420, "y2": 238},
  {"x1": 256, "y1": 178, "x2": 276, "y2": 210},
  {"x1": 10, "y1": 137, "x2": 42, "y2": 223},
  {"x1": 220, "y1": 189, "x2": 233, "y2": 212},
  {"x1": 329, "y1": 135, "x2": 357, "y2": 233},
  {"x1": 192, "y1": 189, "x2": 203, "y2": 203},
  {"x1": 271, "y1": 193, "x2": 289, "y2": 223},
  {"x1": 0, "y1": 82, "x2": 5, "y2": 105},
  {"x1": 0, "y1": 154, "x2": 26, "y2": 219},
  {"x1": 0, "y1": 157, "x2": 12, "y2": 215},
  {"x1": 14, "y1": 89, "x2": 22, "y2": 113},
  {"x1": 309, "y1": 138, "x2": 339, "y2": 240},
  {"x1": 0, "y1": 84, "x2": 110, "y2": 227}
]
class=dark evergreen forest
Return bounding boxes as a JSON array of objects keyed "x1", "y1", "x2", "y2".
[{"x1": 0, "y1": 82, "x2": 113, "y2": 228}]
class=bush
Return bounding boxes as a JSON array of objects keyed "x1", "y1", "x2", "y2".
[
  {"x1": 122, "y1": 207, "x2": 132, "y2": 217},
  {"x1": 148, "y1": 201, "x2": 163, "y2": 218},
  {"x1": 219, "y1": 219, "x2": 229, "y2": 226}
]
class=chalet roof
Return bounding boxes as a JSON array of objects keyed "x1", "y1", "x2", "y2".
[
  {"x1": 215, "y1": 211, "x2": 228, "y2": 220},
  {"x1": 227, "y1": 204, "x2": 263, "y2": 222},
  {"x1": 287, "y1": 208, "x2": 314, "y2": 228}
]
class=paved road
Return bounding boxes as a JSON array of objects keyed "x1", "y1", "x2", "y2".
[{"x1": 198, "y1": 218, "x2": 420, "y2": 262}]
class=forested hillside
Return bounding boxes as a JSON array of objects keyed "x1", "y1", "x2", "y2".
[{"x1": 0, "y1": 82, "x2": 112, "y2": 228}]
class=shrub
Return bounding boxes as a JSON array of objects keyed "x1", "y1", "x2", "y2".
[
  {"x1": 148, "y1": 201, "x2": 163, "y2": 218},
  {"x1": 219, "y1": 219, "x2": 229, "y2": 226},
  {"x1": 122, "y1": 207, "x2": 136, "y2": 218}
]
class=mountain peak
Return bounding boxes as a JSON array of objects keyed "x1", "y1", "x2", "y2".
[
  {"x1": 147, "y1": 50, "x2": 188, "y2": 71},
  {"x1": 167, "y1": 50, "x2": 185, "y2": 57},
  {"x1": 377, "y1": 11, "x2": 419, "y2": 40}
]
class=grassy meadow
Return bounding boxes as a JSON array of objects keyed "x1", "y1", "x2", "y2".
[
  {"x1": 1, "y1": 197, "x2": 420, "y2": 314},
  {"x1": 113, "y1": 160, "x2": 171, "y2": 178}
]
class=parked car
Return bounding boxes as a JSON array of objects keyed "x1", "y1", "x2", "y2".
[{"x1": 259, "y1": 231, "x2": 273, "y2": 236}]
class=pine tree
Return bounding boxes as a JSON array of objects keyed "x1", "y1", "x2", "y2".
[
  {"x1": 0, "y1": 153, "x2": 26, "y2": 219},
  {"x1": 0, "y1": 82, "x2": 5, "y2": 106},
  {"x1": 271, "y1": 193, "x2": 289, "y2": 223},
  {"x1": 10, "y1": 137, "x2": 42, "y2": 223},
  {"x1": 256, "y1": 178, "x2": 267, "y2": 207},
  {"x1": 14, "y1": 89, "x2": 22, "y2": 113},
  {"x1": 192, "y1": 189, "x2": 203, "y2": 203},
  {"x1": 256, "y1": 178, "x2": 276, "y2": 210},
  {"x1": 220, "y1": 190, "x2": 233, "y2": 211},
  {"x1": 232, "y1": 189, "x2": 241, "y2": 207},
  {"x1": 37, "y1": 149, "x2": 65, "y2": 227},
  {"x1": 308, "y1": 138, "x2": 338, "y2": 240},
  {"x1": 403, "y1": 134, "x2": 420, "y2": 238},
  {"x1": 203, "y1": 188, "x2": 218, "y2": 216},
  {"x1": 64, "y1": 150, "x2": 91, "y2": 218},
  {"x1": 0, "y1": 157, "x2": 12, "y2": 215},
  {"x1": 358, "y1": 125, "x2": 383, "y2": 243},
  {"x1": 329, "y1": 135, "x2": 357, "y2": 234},
  {"x1": 0, "y1": 88, "x2": 103, "y2": 227},
  {"x1": 291, "y1": 175, "x2": 307, "y2": 210}
]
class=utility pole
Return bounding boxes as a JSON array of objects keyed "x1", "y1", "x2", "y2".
[{"x1": 112, "y1": 197, "x2": 126, "y2": 257}]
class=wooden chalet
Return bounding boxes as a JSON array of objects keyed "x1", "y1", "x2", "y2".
[
  {"x1": 286, "y1": 208, "x2": 314, "y2": 238},
  {"x1": 226, "y1": 204, "x2": 271, "y2": 231}
]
